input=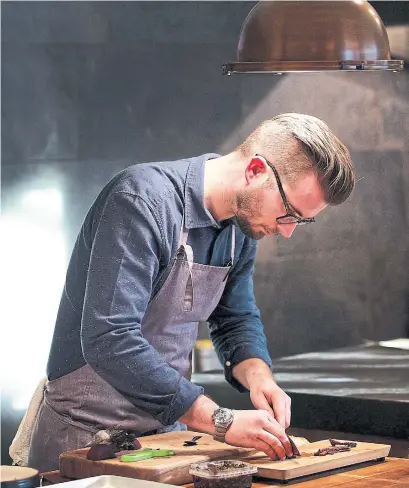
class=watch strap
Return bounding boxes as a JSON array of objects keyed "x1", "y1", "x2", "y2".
[
  {"x1": 214, "y1": 425, "x2": 227, "y2": 443},
  {"x1": 212, "y1": 408, "x2": 234, "y2": 443}
]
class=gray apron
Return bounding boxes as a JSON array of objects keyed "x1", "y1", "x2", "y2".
[{"x1": 28, "y1": 212, "x2": 235, "y2": 472}]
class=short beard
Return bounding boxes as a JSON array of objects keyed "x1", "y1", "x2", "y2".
[
  {"x1": 235, "y1": 214, "x2": 265, "y2": 240},
  {"x1": 235, "y1": 187, "x2": 267, "y2": 240}
]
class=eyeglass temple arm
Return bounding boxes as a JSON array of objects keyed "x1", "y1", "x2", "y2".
[{"x1": 266, "y1": 161, "x2": 292, "y2": 214}]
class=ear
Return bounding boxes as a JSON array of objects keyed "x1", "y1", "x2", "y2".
[{"x1": 244, "y1": 155, "x2": 270, "y2": 186}]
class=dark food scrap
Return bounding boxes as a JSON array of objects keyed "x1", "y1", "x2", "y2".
[
  {"x1": 313, "y1": 438, "x2": 358, "y2": 456},
  {"x1": 87, "y1": 443, "x2": 117, "y2": 461},
  {"x1": 314, "y1": 446, "x2": 351, "y2": 456},
  {"x1": 329, "y1": 439, "x2": 357, "y2": 448},
  {"x1": 184, "y1": 435, "x2": 203, "y2": 446},
  {"x1": 108, "y1": 429, "x2": 141, "y2": 451},
  {"x1": 86, "y1": 429, "x2": 142, "y2": 461}
]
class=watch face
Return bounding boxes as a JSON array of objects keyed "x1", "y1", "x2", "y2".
[{"x1": 214, "y1": 408, "x2": 233, "y2": 425}]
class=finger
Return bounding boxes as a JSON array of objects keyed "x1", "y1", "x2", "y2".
[
  {"x1": 263, "y1": 417, "x2": 294, "y2": 458},
  {"x1": 253, "y1": 438, "x2": 279, "y2": 461},
  {"x1": 285, "y1": 395, "x2": 291, "y2": 429},
  {"x1": 257, "y1": 431, "x2": 286, "y2": 460},
  {"x1": 250, "y1": 391, "x2": 275, "y2": 417},
  {"x1": 271, "y1": 397, "x2": 286, "y2": 430}
]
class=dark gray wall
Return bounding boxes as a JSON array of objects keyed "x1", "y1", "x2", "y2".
[
  {"x1": 2, "y1": 2, "x2": 256, "y2": 165},
  {"x1": 2, "y1": 1, "x2": 409, "y2": 464}
]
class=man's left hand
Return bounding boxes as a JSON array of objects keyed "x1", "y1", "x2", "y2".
[
  {"x1": 232, "y1": 358, "x2": 291, "y2": 429},
  {"x1": 249, "y1": 378, "x2": 291, "y2": 429}
]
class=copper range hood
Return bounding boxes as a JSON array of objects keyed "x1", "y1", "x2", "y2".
[{"x1": 222, "y1": 1, "x2": 404, "y2": 74}]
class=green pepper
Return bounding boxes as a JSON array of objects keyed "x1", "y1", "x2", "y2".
[
  {"x1": 120, "y1": 448, "x2": 175, "y2": 463},
  {"x1": 151, "y1": 449, "x2": 175, "y2": 457}
]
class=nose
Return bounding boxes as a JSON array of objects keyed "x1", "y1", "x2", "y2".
[{"x1": 278, "y1": 223, "x2": 297, "y2": 239}]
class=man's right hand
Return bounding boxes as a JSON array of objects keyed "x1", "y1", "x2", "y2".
[
  {"x1": 179, "y1": 395, "x2": 293, "y2": 459},
  {"x1": 179, "y1": 395, "x2": 293, "y2": 460},
  {"x1": 225, "y1": 409, "x2": 293, "y2": 460}
]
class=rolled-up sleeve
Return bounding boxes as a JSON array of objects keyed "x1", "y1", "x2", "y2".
[
  {"x1": 81, "y1": 191, "x2": 203, "y2": 426},
  {"x1": 208, "y1": 237, "x2": 273, "y2": 392}
]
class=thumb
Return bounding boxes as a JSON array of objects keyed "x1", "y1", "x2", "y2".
[{"x1": 271, "y1": 399, "x2": 286, "y2": 429}]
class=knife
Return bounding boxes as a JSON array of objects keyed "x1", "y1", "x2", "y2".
[{"x1": 288, "y1": 436, "x2": 301, "y2": 457}]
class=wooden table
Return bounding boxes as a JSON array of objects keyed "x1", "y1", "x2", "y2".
[
  {"x1": 42, "y1": 457, "x2": 409, "y2": 486},
  {"x1": 247, "y1": 457, "x2": 409, "y2": 486}
]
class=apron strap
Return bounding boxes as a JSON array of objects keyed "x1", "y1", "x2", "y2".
[
  {"x1": 179, "y1": 213, "x2": 188, "y2": 246},
  {"x1": 179, "y1": 214, "x2": 236, "y2": 268},
  {"x1": 178, "y1": 213, "x2": 194, "y2": 311},
  {"x1": 178, "y1": 213, "x2": 235, "y2": 306},
  {"x1": 178, "y1": 213, "x2": 194, "y2": 272},
  {"x1": 230, "y1": 225, "x2": 236, "y2": 266}
]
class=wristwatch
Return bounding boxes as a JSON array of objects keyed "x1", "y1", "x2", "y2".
[{"x1": 212, "y1": 407, "x2": 234, "y2": 443}]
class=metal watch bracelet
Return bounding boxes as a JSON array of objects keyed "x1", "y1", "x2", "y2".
[{"x1": 212, "y1": 407, "x2": 234, "y2": 443}]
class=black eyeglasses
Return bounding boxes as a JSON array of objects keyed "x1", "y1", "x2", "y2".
[{"x1": 256, "y1": 154, "x2": 315, "y2": 225}]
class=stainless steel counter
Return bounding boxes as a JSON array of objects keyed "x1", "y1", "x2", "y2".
[{"x1": 192, "y1": 342, "x2": 409, "y2": 439}]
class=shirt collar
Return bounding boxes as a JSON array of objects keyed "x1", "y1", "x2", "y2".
[{"x1": 184, "y1": 153, "x2": 222, "y2": 229}]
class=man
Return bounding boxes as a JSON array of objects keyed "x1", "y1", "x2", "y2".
[{"x1": 27, "y1": 113, "x2": 355, "y2": 471}]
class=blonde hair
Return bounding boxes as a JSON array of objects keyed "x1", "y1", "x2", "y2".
[{"x1": 237, "y1": 113, "x2": 355, "y2": 205}]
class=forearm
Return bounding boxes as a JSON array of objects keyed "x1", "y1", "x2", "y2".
[
  {"x1": 208, "y1": 237, "x2": 273, "y2": 392},
  {"x1": 232, "y1": 358, "x2": 275, "y2": 390},
  {"x1": 179, "y1": 394, "x2": 219, "y2": 434},
  {"x1": 83, "y1": 328, "x2": 204, "y2": 425}
]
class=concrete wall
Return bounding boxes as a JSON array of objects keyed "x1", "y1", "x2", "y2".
[{"x1": 236, "y1": 73, "x2": 409, "y2": 357}]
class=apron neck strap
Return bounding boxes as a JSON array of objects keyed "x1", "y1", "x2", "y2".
[
  {"x1": 179, "y1": 213, "x2": 189, "y2": 246},
  {"x1": 178, "y1": 214, "x2": 236, "y2": 266},
  {"x1": 230, "y1": 225, "x2": 236, "y2": 266}
]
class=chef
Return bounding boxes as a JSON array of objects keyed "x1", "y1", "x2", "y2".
[{"x1": 20, "y1": 113, "x2": 355, "y2": 471}]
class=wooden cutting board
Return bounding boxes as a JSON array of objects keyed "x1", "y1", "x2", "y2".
[
  {"x1": 59, "y1": 431, "x2": 254, "y2": 485},
  {"x1": 60, "y1": 431, "x2": 389, "y2": 484},
  {"x1": 246, "y1": 439, "x2": 391, "y2": 481},
  {"x1": 59, "y1": 431, "x2": 307, "y2": 484}
]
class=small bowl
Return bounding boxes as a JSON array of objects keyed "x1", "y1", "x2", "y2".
[
  {"x1": 1, "y1": 466, "x2": 40, "y2": 488},
  {"x1": 189, "y1": 459, "x2": 257, "y2": 488}
]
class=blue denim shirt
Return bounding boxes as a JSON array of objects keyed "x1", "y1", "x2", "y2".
[{"x1": 47, "y1": 154, "x2": 272, "y2": 426}]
